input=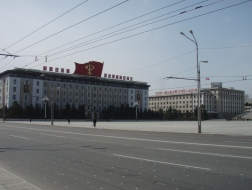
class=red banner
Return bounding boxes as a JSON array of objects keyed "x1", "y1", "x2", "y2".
[
  {"x1": 43, "y1": 66, "x2": 47, "y2": 71},
  {"x1": 74, "y1": 61, "x2": 104, "y2": 77}
]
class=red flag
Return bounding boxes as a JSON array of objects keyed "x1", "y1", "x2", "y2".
[
  {"x1": 206, "y1": 77, "x2": 210, "y2": 80},
  {"x1": 74, "y1": 61, "x2": 104, "y2": 77}
]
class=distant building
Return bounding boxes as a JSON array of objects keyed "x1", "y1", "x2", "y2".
[
  {"x1": 0, "y1": 63, "x2": 150, "y2": 119},
  {"x1": 245, "y1": 106, "x2": 252, "y2": 112},
  {"x1": 148, "y1": 83, "x2": 244, "y2": 119}
]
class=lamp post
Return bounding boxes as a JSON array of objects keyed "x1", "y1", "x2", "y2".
[
  {"x1": 180, "y1": 30, "x2": 204, "y2": 133},
  {"x1": 134, "y1": 101, "x2": 139, "y2": 121},
  {"x1": 42, "y1": 96, "x2": 49, "y2": 121},
  {"x1": 51, "y1": 84, "x2": 54, "y2": 125}
]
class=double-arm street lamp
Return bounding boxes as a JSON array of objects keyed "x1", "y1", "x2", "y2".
[{"x1": 180, "y1": 30, "x2": 208, "y2": 133}]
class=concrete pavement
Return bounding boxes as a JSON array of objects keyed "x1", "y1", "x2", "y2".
[
  {"x1": 1, "y1": 119, "x2": 252, "y2": 189},
  {"x1": 6, "y1": 119, "x2": 252, "y2": 136}
]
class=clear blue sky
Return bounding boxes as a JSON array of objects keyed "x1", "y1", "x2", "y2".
[{"x1": 1, "y1": 0, "x2": 252, "y2": 98}]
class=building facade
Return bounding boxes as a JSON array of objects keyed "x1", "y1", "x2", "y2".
[
  {"x1": 0, "y1": 68, "x2": 150, "y2": 119},
  {"x1": 149, "y1": 83, "x2": 244, "y2": 119}
]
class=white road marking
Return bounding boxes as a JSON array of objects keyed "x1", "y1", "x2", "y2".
[
  {"x1": 9, "y1": 135, "x2": 30, "y2": 140},
  {"x1": 113, "y1": 154, "x2": 211, "y2": 171},
  {"x1": 158, "y1": 148, "x2": 252, "y2": 160},
  {"x1": 224, "y1": 141, "x2": 252, "y2": 144},
  {"x1": 40, "y1": 133, "x2": 65, "y2": 138},
  {"x1": 4, "y1": 125, "x2": 252, "y2": 149}
]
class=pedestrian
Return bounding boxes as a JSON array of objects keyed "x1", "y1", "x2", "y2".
[
  {"x1": 30, "y1": 117, "x2": 32, "y2": 123},
  {"x1": 93, "y1": 118, "x2": 96, "y2": 127},
  {"x1": 68, "y1": 118, "x2": 70, "y2": 124}
]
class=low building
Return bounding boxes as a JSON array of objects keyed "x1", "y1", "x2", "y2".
[
  {"x1": 0, "y1": 64, "x2": 150, "y2": 119},
  {"x1": 148, "y1": 83, "x2": 244, "y2": 119}
]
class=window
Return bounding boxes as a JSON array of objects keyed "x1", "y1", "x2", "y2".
[
  {"x1": 70, "y1": 85, "x2": 72, "y2": 89},
  {"x1": 36, "y1": 89, "x2": 39, "y2": 93},
  {"x1": 13, "y1": 87, "x2": 16, "y2": 92},
  {"x1": 36, "y1": 96, "x2": 39, "y2": 101},
  {"x1": 37, "y1": 81, "x2": 39, "y2": 86},
  {"x1": 13, "y1": 79, "x2": 16, "y2": 84},
  {"x1": 13, "y1": 95, "x2": 16, "y2": 100}
]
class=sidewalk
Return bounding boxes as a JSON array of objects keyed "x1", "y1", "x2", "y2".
[{"x1": 6, "y1": 119, "x2": 252, "y2": 136}]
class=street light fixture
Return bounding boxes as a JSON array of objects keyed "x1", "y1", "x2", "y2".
[
  {"x1": 134, "y1": 101, "x2": 139, "y2": 121},
  {"x1": 42, "y1": 96, "x2": 49, "y2": 121},
  {"x1": 180, "y1": 30, "x2": 202, "y2": 133}
]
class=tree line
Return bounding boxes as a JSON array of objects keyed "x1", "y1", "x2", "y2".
[{"x1": 0, "y1": 101, "x2": 208, "y2": 120}]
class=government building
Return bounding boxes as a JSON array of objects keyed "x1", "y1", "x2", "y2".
[
  {"x1": 0, "y1": 61, "x2": 150, "y2": 119},
  {"x1": 148, "y1": 82, "x2": 244, "y2": 119}
]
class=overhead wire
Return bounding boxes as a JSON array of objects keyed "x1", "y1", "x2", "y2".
[
  {"x1": 13, "y1": 0, "x2": 130, "y2": 54},
  {"x1": 38, "y1": 0, "x2": 188, "y2": 57},
  {"x1": 0, "y1": 58, "x2": 15, "y2": 71},
  {"x1": 29, "y1": 0, "x2": 252, "y2": 69},
  {"x1": 1, "y1": 0, "x2": 89, "y2": 53},
  {"x1": 149, "y1": 79, "x2": 252, "y2": 92},
  {"x1": 44, "y1": 0, "x2": 219, "y2": 58}
]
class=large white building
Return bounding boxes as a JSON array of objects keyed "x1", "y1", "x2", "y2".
[
  {"x1": 149, "y1": 82, "x2": 244, "y2": 119},
  {"x1": 0, "y1": 68, "x2": 150, "y2": 119}
]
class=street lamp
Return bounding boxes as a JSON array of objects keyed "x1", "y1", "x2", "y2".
[
  {"x1": 180, "y1": 30, "x2": 202, "y2": 133},
  {"x1": 134, "y1": 101, "x2": 139, "y2": 121},
  {"x1": 42, "y1": 96, "x2": 49, "y2": 121}
]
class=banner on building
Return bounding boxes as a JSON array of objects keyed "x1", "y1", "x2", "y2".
[
  {"x1": 74, "y1": 61, "x2": 104, "y2": 77},
  {"x1": 24, "y1": 85, "x2": 29, "y2": 93}
]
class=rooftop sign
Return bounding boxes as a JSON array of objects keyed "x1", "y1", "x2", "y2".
[{"x1": 155, "y1": 88, "x2": 197, "y2": 96}]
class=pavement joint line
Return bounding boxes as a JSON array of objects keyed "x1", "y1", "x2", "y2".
[
  {"x1": 0, "y1": 167, "x2": 41, "y2": 190},
  {"x1": 158, "y1": 148, "x2": 252, "y2": 159},
  {"x1": 3, "y1": 125, "x2": 252, "y2": 149},
  {"x1": 113, "y1": 154, "x2": 211, "y2": 171}
]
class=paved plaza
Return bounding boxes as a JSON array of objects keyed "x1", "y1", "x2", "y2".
[{"x1": 6, "y1": 119, "x2": 252, "y2": 136}]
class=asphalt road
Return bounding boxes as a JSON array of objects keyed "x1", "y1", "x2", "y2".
[{"x1": 0, "y1": 122, "x2": 252, "y2": 190}]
